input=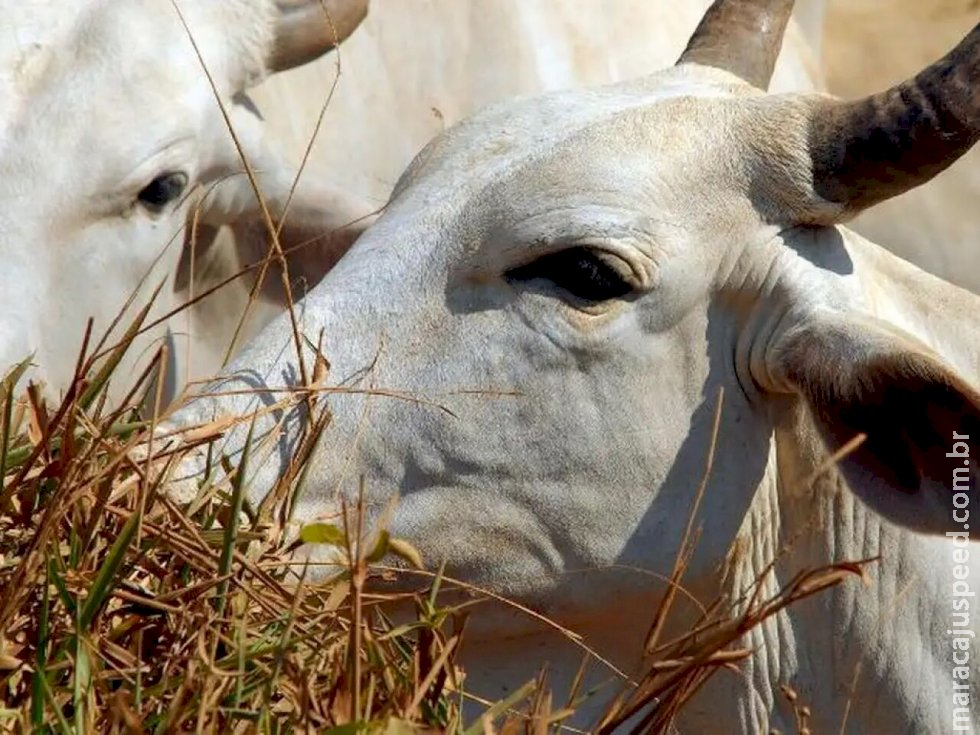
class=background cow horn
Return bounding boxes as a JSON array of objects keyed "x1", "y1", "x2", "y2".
[
  {"x1": 807, "y1": 24, "x2": 980, "y2": 215},
  {"x1": 268, "y1": 0, "x2": 368, "y2": 73},
  {"x1": 677, "y1": 0, "x2": 795, "y2": 89}
]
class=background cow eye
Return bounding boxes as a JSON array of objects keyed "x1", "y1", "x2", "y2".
[
  {"x1": 506, "y1": 246, "x2": 634, "y2": 302},
  {"x1": 137, "y1": 172, "x2": 188, "y2": 213}
]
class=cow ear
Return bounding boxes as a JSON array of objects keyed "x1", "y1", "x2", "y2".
[
  {"x1": 224, "y1": 186, "x2": 373, "y2": 305},
  {"x1": 769, "y1": 311, "x2": 980, "y2": 535},
  {"x1": 193, "y1": 172, "x2": 375, "y2": 305}
]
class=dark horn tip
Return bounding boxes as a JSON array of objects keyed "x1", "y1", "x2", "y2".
[
  {"x1": 808, "y1": 22, "x2": 980, "y2": 215},
  {"x1": 677, "y1": 0, "x2": 796, "y2": 89}
]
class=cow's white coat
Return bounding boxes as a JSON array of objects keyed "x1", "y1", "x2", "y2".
[{"x1": 167, "y1": 46, "x2": 980, "y2": 732}]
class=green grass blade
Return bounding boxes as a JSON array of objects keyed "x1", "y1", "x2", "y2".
[
  {"x1": 0, "y1": 355, "x2": 32, "y2": 483},
  {"x1": 2, "y1": 420, "x2": 146, "y2": 475},
  {"x1": 37, "y1": 665, "x2": 73, "y2": 735},
  {"x1": 73, "y1": 632, "x2": 91, "y2": 734},
  {"x1": 462, "y1": 680, "x2": 537, "y2": 735},
  {"x1": 77, "y1": 501, "x2": 142, "y2": 630},
  {"x1": 46, "y1": 551, "x2": 77, "y2": 617},
  {"x1": 216, "y1": 415, "x2": 256, "y2": 617},
  {"x1": 78, "y1": 281, "x2": 163, "y2": 411}
]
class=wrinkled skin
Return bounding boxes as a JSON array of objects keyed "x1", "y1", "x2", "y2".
[
  {"x1": 0, "y1": 0, "x2": 360, "y2": 400},
  {"x1": 167, "y1": 43, "x2": 980, "y2": 732}
]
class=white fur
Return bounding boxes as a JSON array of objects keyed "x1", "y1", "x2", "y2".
[
  {"x1": 166, "y1": 44, "x2": 980, "y2": 733},
  {"x1": 0, "y1": 0, "x2": 278, "y2": 397}
]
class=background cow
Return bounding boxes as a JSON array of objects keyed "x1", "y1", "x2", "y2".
[{"x1": 0, "y1": 0, "x2": 365, "y2": 400}]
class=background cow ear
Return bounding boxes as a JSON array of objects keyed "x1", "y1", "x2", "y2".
[
  {"x1": 221, "y1": 187, "x2": 373, "y2": 305},
  {"x1": 174, "y1": 176, "x2": 373, "y2": 382},
  {"x1": 769, "y1": 311, "x2": 980, "y2": 535},
  {"x1": 190, "y1": 171, "x2": 374, "y2": 306},
  {"x1": 193, "y1": 96, "x2": 376, "y2": 306}
]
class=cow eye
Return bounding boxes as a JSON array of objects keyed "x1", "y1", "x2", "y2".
[
  {"x1": 506, "y1": 246, "x2": 634, "y2": 302},
  {"x1": 137, "y1": 172, "x2": 188, "y2": 213}
]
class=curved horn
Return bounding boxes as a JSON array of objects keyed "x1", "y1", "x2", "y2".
[
  {"x1": 268, "y1": 0, "x2": 368, "y2": 73},
  {"x1": 808, "y1": 24, "x2": 980, "y2": 214},
  {"x1": 677, "y1": 0, "x2": 795, "y2": 89}
]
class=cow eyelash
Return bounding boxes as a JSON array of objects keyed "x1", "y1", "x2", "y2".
[
  {"x1": 137, "y1": 171, "x2": 188, "y2": 213},
  {"x1": 506, "y1": 246, "x2": 635, "y2": 303}
]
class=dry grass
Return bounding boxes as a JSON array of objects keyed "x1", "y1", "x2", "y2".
[
  {"x1": 0, "y1": 316, "x2": 872, "y2": 734},
  {"x1": 0, "y1": 316, "x2": 472, "y2": 734}
]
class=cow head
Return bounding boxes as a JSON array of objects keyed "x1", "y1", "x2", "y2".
[
  {"x1": 167, "y1": 1, "x2": 980, "y2": 620},
  {"x1": 0, "y1": 0, "x2": 366, "y2": 398}
]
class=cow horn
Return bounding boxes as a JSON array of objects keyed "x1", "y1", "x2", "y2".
[
  {"x1": 677, "y1": 0, "x2": 795, "y2": 89},
  {"x1": 807, "y1": 24, "x2": 980, "y2": 215},
  {"x1": 268, "y1": 0, "x2": 368, "y2": 73}
]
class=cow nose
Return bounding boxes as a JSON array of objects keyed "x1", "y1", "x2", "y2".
[
  {"x1": 154, "y1": 341, "x2": 390, "y2": 583},
  {"x1": 157, "y1": 279, "x2": 396, "y2": 508}
]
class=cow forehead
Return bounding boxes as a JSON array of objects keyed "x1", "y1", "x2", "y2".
[
  {"x1": 378, "y1": 65, "x2": 762, "y2": 269},
  {"x1": 0, "y1": 0, "x2": 277, "y2": 201},
  {"x1": 394, "y1": 66, "x2": 749, "y2": 198},
  {"x1": 0, "y1": 3, "x2": 77, "y2": 121},
  {"x1": 3, "y1": 3, "x2": 164, "y2": 95}
]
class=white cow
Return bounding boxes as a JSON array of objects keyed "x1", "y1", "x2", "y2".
[
  {"x1": 0, "y1": 0, "x2": 365, "y2": 400},
  {"x1": 179, "y1": 0, "x2": 828, "y2": 381},
  {"x1": 166, "y1": 0, "x2": 980, "y2": 731}
]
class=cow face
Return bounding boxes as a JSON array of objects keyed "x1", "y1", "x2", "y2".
[
  {"x1": 167, "y1": 11, "x2": 980, "y2": 624},
  {"x1": 0, "y1": 0, "x2": 365, "y2": 398}
]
